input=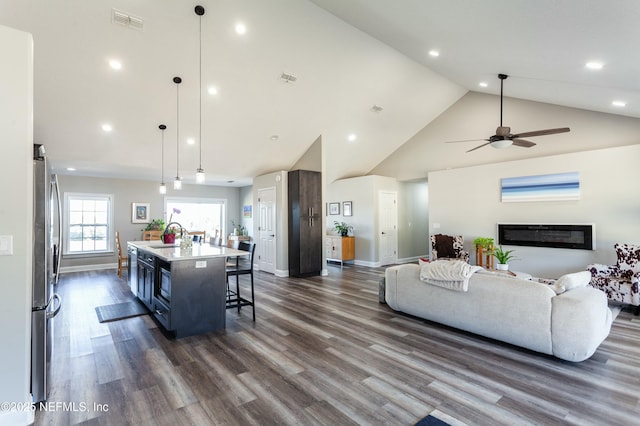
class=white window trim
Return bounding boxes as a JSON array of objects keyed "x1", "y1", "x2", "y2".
[
  {"x1": 164, "y1": 196, "x2": 227, "y2": 235},
  {"x1": 63, "y1": 192, "x2": 114, "y2": 256}
]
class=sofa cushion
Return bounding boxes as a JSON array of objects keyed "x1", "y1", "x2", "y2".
[{"x1": 552, "y1": 271, "x2": 592, "y2": 294}]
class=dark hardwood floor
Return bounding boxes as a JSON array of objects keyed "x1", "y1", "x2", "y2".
[{"x1": 35, "y1": 264, "x2": 640, "y2": 425}]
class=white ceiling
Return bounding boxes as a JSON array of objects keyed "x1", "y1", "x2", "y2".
[{"x1": 1, "y1": 0, "x2": 638, "y2": 186}]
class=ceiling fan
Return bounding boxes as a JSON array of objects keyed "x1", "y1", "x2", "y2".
[{"x1": 447, "y1": 74, "x2": 570, "y2": 153}]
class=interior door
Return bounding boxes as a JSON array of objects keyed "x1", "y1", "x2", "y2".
[
  {"x1": 378, "y1": 191, "x2": 398, "y2": 266},
  {"x1": 258, "y1": 187, "x2": 276, "y2": 274}
]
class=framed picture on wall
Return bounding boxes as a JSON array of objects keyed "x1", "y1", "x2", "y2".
[
  {"x1": 343, "y1": 201, "x2": 352, "y2": 216},
  {"x1": 132, "y1": 202, "x2": 150, "y2": 223},
  {"x1": 329, "y1": 202, "x2": 340, "y2": 215}
]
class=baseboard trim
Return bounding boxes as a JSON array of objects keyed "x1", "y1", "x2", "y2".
[
  {"x1": 354, "y1": 259, "x2": 380, "y2": 268},
  {"x1": 60, "y1": 263, "x2": 117, "y2": 274},
  {"x1": 274, "y1": 268, "x2": 289, "y2": 277}
]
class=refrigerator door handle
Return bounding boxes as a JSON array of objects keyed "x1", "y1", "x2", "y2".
[{"x1": 46, "y1": 293, "x2": 62, "y2": 319}]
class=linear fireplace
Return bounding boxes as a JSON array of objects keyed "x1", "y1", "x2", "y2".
[{"x1": 497, "y1": 223, "x2": 595, "y2": 250}]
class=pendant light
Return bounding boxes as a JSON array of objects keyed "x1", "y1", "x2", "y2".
[
  {"x1": 195, "y1": 5, "x2": 206, "y2": 184},
  {"x1": 173, "y1": 76, "x2": 182, "y2": 190},
  {"x1": 158, "y1": 124, "x2": 167, "y2": 194}
]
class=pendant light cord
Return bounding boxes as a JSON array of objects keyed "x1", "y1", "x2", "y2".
[
  {"x1": 175, "y1": 79, "x2": 180, "y2": 179},
  {"x1": 199, "y1": 11, "x2": 203, "y2": 170}
]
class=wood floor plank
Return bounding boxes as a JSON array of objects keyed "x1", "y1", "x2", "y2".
[{"x1": 34, "y1": 266, "x2": 640, "y2": 425}]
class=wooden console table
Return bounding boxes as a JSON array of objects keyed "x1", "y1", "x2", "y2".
[{"x1": 326, "y1": 236, "x2": 355, "y2": 269}]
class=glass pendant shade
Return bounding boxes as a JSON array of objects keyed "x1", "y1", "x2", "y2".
[
  {"x1": 159, "y1": 183, "x2": 167, "y2": 194},
  {"x1": 173, "y1": 177, "x2": 182, "y2": 190},
  {"x1": 196, "y1": 168, "x2": 205, "y2": 183}
]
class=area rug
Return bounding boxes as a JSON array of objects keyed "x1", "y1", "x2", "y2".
[
  {"x1": 415, "y1": 415, "x2": 450, "y2": 426},
  {"x1": 95, "y1": 300, "x2": 149, "y2": 323}
]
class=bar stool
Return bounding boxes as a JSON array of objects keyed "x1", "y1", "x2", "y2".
[{"x1": 225, "y1": 242, "x2": 256, "y2": 321}]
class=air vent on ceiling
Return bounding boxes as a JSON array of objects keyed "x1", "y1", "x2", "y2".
[
  {"x1": 112, "y1": 9, "x2": 144, "y2": 30},
  {"x1": 371, "y1": 104, "x2": 384, "y2": 113},
  {"x1": 280, "y1": 72, "x2": 297, "y2": 83}
]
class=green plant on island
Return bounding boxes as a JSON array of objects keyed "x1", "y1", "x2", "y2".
[
  {"x1": 492, "y1": 245, "x2": 518, "y2": 265},
  {"x1": 333, "y1": 221, "x2": 353, "y2": 237}
]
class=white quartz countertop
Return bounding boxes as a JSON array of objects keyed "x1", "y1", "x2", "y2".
[{"x1": 128, "y1": 240, "x2": 249, "y2": 262}]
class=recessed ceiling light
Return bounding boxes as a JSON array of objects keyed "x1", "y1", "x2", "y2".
[
  {"x1": 187, "y1": 138, "x2": 195, "y2": 145},
  {"x1": 108, "y1": 59, "x2": 122, "y2": 70},
  {"x1": 371, "y1": 104, "x2": 384, "y2": 113},
  {"x1": 479, "y1": 82, "x2": 488, "y2": 88},
  {"x1": 66, "y1": 167, "x2": 76, "y2": 172},
  {"x1": 208, "y1": 86, "x2": 218, "y2": 95},
  {"x1": 101, "y1": 124, "x2": 113, "y2": 132},
  {"x1": 428, "y1": 50, "x2": 440, "y2": 57},
  {"x1": 348, "y1": 133, "x2": 357, "y2": 142},
  {"x1": 585, "y1": 61, "x2": 604, "y2": 70},
  {"x1": 612, "y1": 100, "x2": 626, "y2": 107},
  {"x1": 235, "y1": 23, "x2": 247, "y2": 35},
  {"x1": 270, "y1": 135, "x2": 279, "y2": 141}
]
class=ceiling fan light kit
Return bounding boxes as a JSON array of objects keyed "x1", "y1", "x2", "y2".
[{"x1": 446, "y1": 73, "x2": 570, "y2": 153}]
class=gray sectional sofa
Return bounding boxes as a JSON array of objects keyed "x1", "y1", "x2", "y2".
[{"x1": 384, "y1": 263, "x2": 613, "y2": 362}]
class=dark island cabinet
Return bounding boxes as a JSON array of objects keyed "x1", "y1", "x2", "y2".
[{"x1": 288, "y1": 170, "x2": 322, "y2": 277}]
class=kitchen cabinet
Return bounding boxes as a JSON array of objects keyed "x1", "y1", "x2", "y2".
[
  {"x1": 127, "y1": 241, "x2": 247, "y2": 338},
  {"x1": 137, "y1": 250, "x2": 154, "y2": 309},
  {"x1": 288, "y1": 170, "x2": 322, "y2": 277},
  {"x1": 326, "y1": 236, "x2": 355, "y2": 269}
]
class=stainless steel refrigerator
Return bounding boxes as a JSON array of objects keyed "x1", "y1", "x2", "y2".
[{"x1": 32, "y1": 144, "x2": 62, "y2": 403}]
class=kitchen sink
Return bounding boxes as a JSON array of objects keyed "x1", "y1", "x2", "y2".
[{"x1": 147, "y1": 244, "x2": 179, "y2": 249}]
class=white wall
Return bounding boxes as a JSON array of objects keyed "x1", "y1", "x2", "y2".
[
  {"x1": 397, "y1": 181, "x2": 429, "y2": 260},
  {"x1": 326, "y1": 175, "x2": 428, "y2": 265},
  {"x1": 428, "y1": 144, "x2": 640, "y2": 278},
  {"x1": 0, "y1": 24, "x2": 34, "y2": 426},
  {"x1": 239, "y1": 186, "x2": 253, "y2": 235}
]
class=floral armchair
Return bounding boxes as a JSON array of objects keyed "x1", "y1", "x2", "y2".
[
  {"x1": 430, "y1": 234, "x2": 470, "y2": 263},
  {"x1": 587, "y1": 243, "x2": 640, "y2": 313}
]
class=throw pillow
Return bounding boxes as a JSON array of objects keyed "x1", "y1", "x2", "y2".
[
  {"x1": 418, "y1": 258, "x2": 430, "y2": 266},
  {"x1": 552, "y1": 271, "x2": 592, "y2": 294},
  {"x1": 615, "y1": 243, "x2": 640, "y2": 274}
]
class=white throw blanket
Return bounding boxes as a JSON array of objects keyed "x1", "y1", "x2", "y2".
[{"x1": 419, "y1": 260, "x2": 482, "y2": 292}]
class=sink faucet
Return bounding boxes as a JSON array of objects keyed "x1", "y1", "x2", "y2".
[{"x1": 164, "y1": 222, "x2": 185, "y2": 238}]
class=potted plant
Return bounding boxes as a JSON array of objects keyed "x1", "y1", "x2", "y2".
[
  {"x1": 492, "y1": 245, "x2": 518, "y2": 270},
  {"x1": 162, "y1": 226, "x2": 178, "y2": 244},
  {"x1": 473, "y1": 237, "x2": 494, "y2": 268},
  {"x1": 144, "y1": 219, "x2": 165, "y2": 231},
  {"x1": 333, "y1": 221, "x2": 353, "y2": 237}
]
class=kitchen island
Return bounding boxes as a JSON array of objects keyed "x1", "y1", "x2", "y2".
[{"x1": 127, "y1": 240, "x2": 249, "y2": 338}]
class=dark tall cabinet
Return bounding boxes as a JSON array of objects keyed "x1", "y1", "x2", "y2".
[{"x1": 288, "y1": 170, "x2": 322, "y2": 277}]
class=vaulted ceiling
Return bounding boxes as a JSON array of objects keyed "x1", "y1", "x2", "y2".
[{"x1": 1, "y1": 0, "x2": 638, "y2": 186}]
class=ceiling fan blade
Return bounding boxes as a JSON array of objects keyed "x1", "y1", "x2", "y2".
[
  {"x1": 512, "y1": 127, "x2": 570, "y2": 138},
  {"x1": 466, "y1": 142, "x2": 491, "y2": 153},
  {"x1": 512, "y1": 139, "x2": 536, "y2": 148},
  {"x1": 445, "y1": 138, "x2": 489, "y2": 144}
]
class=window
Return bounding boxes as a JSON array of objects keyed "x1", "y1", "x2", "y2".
[
  {"x1": 64, "y1": 193, "x2": 113, "y2": 255},
  {"x1": 165, "y1": 197, "x2": 226, "y2": 238}
]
